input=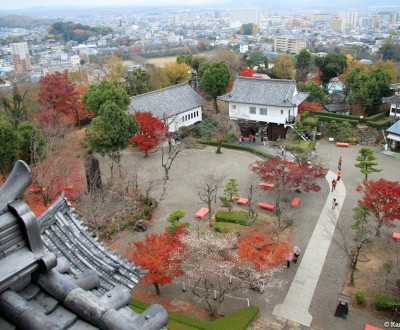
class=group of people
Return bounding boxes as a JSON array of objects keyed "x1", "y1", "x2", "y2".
[
  {"x1": 331, "y1": 156, "x2": 343, "y2": 210},
  {"x1": 238, "y1": 134, "x2": 265, "y2": 145}
]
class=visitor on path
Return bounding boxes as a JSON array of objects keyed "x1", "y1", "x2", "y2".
[
  {"x1": 337, "y1": 169, "x2": 342, "y2": 181},
  {"x1": 331, "y1": 179, "x2": 337, "y2": 192},
  {"x1": 338, "y1": 156, "x2": 343, "y2": 167},
  {"x1": 260, "y1": 136, "x2": 265, "y2": 145},
  {"x1": 238, "y1": 135, "x2": 242, "y2": 145},
  {"x1": 293, "y1": 246, "x2": 300, "y2": 264},
  {"x1": 253, "y1": 135, "x2": 256, "y2": 143},
  {"x1": 332, "y1": 198, "x2": 338, "y2": 210},
  {"x1": 248, "y1": 134, "x2": 253, "y2": 143},
  {"x1": 281, "y1": 146, "x2": 285, "y2": 156},
  {"x1": 286, "y1": 251, "x2": 293, "y2": 268}
]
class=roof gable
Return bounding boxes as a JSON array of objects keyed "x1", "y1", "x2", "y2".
[
  {"x1": 387, "y1": 120, "x2": 400, "y2": 135},
  {"x1": 129, "y1": 83, "x2": 206, "y2": 118},
  {"x1": 218, "y1": 77, "x2": 307, "y2": 107}
]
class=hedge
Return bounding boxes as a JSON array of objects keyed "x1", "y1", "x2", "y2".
[
  {"x1": 366, "y1": 119, "x2": 393, "y2": 130},
  {"x1": 214, "y1": 222, "x2": 248, "y2": 233},
  {"x1": 316, "y1": 115, "x2": 359, "y2": 127},
  {"x1": 215, "y1": 210, "x2": 251, "y2": 225},
  {"x1": 129, "y1": 299, "x2": 259, "y2": 330},
  {"x1": 307, "y1": 109, "x2": 388, "y2": 125},
  {"x1": 197, "y1": 140, "x2": 272, "y2": 158}
]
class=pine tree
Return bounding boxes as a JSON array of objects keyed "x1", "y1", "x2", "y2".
[{"x1": 354, "y1": 147, "x2": 382, "y2": 181}]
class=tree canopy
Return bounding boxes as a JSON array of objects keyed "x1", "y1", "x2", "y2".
[
  {"x1": 82, "y1": 80, "x2": 130, "y2": 115},
  {"x1": 315, "y1": 53, "x2": 347, "y2": 85},
  {"x1": 124, "y1": 67, "x2": 150, "y2": 96},
  {"x1": 270, "y1": 54, "x2": 294, "y2": 79},
  {"x1": 295, "y1": 49, "x2": 312, "y2": 82},
  {"x1": 0, "y1": 121, "x2": 20, "y2": 174},
  {"x1": 298, "y1": 81, "x2": 330, "y2": 104},
  {"x1": 199, "y1": 61, "x2": 231, "y2": 112}
]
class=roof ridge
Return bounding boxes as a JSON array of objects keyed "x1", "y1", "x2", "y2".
[
  {"x1": 236, "y1": 76, "x2": 294, "y2": 83},
  {"x1": 130, "y1": 82, "x2": 190, "y2": 100}
]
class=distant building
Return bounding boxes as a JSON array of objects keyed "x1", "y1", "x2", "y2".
[
  {"x1": 312, "y1": 13, "x2": 331, "y2": 24},
  {"x1": 229, "y1": 8, "x2": 261, "y2": 28},
  {"x1": 331, "y1": 17, "x2": 342, "y2": 32},
  {"x1": 11, "y1": 42, "x2": 31, "y2": 74},
  {"x1": 340, "y1": 11, "x2": 358, "y2": 30},
  {"x1": 274, "y1": 36, "x2": 306, "y2": 54},
  {"x1": 239, "y1": 44, "x2": 249, "y2": 53}
]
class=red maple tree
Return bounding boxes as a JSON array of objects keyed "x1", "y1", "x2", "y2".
[
  {"x1": 74, "y1": 85, "x2": 94, "y2": 126},
  {"x1": 130, "y1": 112, "x2": 168, "y2": 157},
  {"x1": 252, "y1": 157, "x2": 327, "y2": 227},
  {"x1": 126, "y1": 227, "x2": 187, "y2": 296},
  {"x1": 239, "y1": 67, "x2": 256, "y2": 77},
  {"x1": 36, "y1": 70, "x2": 81, "y2": 127},
  {"x1": 237, "y1": 230, "x2": 290, "y2": 269},
  {"x1": 298, "y1": 101, "x2": 323, "y2": 114},
  {"x1": 356, "y1": 179, "x2": 400, "y2": 237}
]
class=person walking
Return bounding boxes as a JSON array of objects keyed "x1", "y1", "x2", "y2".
[
  {"x1": 281, "y1": 145, "x2": 285, "y2": 156},
  {"x1": 238, "y1": 135, "x2": 242, "y2": 145},
  {"x1": 293, "y1": 246, "x2": 301, "y2": 264},
  {"x1": 253, "y1": 135, "x2": 256, "y2": 143},
  {"x1": 260, "y1": 135, "x2": 265, "y2": 145},
  {"x1": 248, "y1": 134, "x2": 253, "y2": 143},
  {"x1": 286, "y1": 251, "x2": 293, "y2": 268},
  {"x1": 337, "y1": 169, "x2": 342, "y2": 181},
  {"x1": 332, "y1": 198, "x2": 338, "y2": 210},
  {"x1": 331, "y1": 179, "x2": 337, "y2": 192},
  {"x1": 338, "y1": 156, "x2": 343, "y2": 170}
]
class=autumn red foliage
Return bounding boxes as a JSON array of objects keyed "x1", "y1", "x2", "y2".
[
  {"x1": 74, "y1": 85, "x2": 94, "y2": 125},
  {"x1": 237, "y1": 230, "x2": 291, "y2": 269},
  {"x1": 239, "y1": 67, "x2": 256, "y2": 77},
  {"x1": 130, "y1": 112, "x2": 168, "y2": 156},
  {"x1": 357, "y1": 179, "x2": 400, "y2": 235},
  {"x1": 36, "y1": 70, "x2": 82, "y2": 127},
  {"x1": 252, "y1": 156, "x2": 327, "y2": 193},
  {"x1": 126, "y1": 226, "x2": 187, "y2": 295},
  {"x1": 298, "y1": 101, "x2": 324, "y2": 114}
]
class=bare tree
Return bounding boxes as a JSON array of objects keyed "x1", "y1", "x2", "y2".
[
  {"x1": 209, "y1": 113, "x2": 239, "y2": 154},
  {"x1": 197, "y1": 173, "x2": 223, "y2": 225}
]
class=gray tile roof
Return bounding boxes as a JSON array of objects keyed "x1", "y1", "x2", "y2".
[
  {"x1": 218, "y1": 77, "x2": 309, "y2": 107},
  {"x1": 0, "y1": 161, "x2": 168, "y2": 330},
  {"x1": 387, "y1": 120, "x2": 400, "y2": 135},
  {"x1": 128, "y1": 82, "x2": 206, "y2": 119}
]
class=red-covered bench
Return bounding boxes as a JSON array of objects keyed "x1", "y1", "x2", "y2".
[
  {"x1": 237, "y1": 198, "x2": 249, "y2": 205},
  {"x1": 364, "y1": 324, "x2": 384, "y2": 330},
  {"x1": 336, "y1": 142, "x2": 350, "y2": 147},
  {"x1": 257, "y1": 202, "x2": 275, "y2": 211},
  {"x1": 195, "y1": 208, "x2": 209, "y2": 219},
  {"x1": 258, "y1": 182, "x2": 275, "y2": 189},
  {"x1": 392, "y1": 232, "x2": 400, "y2": 241},
  {"x1": 291, "y1": 197, "x2": 301, "y2": 207}
]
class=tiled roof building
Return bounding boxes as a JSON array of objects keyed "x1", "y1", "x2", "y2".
[{"x1": 0, "y1": 161, "x2": 168, "y2": 330}]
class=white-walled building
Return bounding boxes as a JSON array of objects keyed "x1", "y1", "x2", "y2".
[
  {"x1": 128, "y1": 83, "x2": 206, "y2": 133},
  {"x1": 218, "y1": 77, "x2": 308, "y2": 140},
  {"x1": 274, "y1": 36, "x2": 306, "y2": 54},
  {"x1": 229, "y1": 8, "x2": 261, "y2": 27}
]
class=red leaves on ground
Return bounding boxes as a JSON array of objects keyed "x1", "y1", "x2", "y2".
[
  {"x1": 357, "y1": 179, "x2": 400, "y2": 229},
  {"x1": 237, "y1": 230, "x2": 291, "y2": 269},
  {"x1": 126, "y1": 227, "x2": 187, "y2": 289},
  {"x1": 130, "y1": 112, "x2": 168, "y2": 154}
]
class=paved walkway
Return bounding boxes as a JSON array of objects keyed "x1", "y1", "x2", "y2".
[{"x1": 273, "y1": 170, "x2": 346, "y2": 326}]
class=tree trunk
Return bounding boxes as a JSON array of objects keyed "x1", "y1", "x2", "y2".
[
  {"x1": 213, "y1": 98, "x2": 219, "y2": 113},
  {"x1": 376, "y1": 221, "x2": 382, "y2": 237},
  {"x1": 216, "y1": 140, "x2": 222, "y2": 154},
  {"x1": 84, "y1": 155, "x2": 103, "y2": 193},
  {"x1": 154, "y1": 282, "x2": 161, "y2": 296},
  {"x1": 144, "y1": 150, "x2": 149, "y2": 157}
]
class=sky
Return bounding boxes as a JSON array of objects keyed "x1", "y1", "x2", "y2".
[{"x1": 0, "y1": 0, "x2": 223, "y2": 10}]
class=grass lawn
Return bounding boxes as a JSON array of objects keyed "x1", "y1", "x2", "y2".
[{"x1": 129, "y1": 299, "x2": 259, "y2": 330}]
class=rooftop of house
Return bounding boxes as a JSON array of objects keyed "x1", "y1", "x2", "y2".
[
  {"x1": 0, "y1": 161, "x2": 168, "y2": 330},
  {"x1": 128, "y1": 82, "x2": 206, "y2": 119},
  {"x1": 218, "y1": 76, "x2": 308, "y2": 107},
  {"x1": 387, "y1": 120, "x2": 400, "y2": 135}
]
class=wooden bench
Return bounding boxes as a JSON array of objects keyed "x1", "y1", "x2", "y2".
[
  {"x1": 236, "y1": 198, "x2": 249, "y2": 205},
  {"x1": 195, "y1": 208, "x2": 209, "y2": 219},
  {"x1": 257, "y1": 202, "x2": 275, "y2": 211},
  {"x1": 336, "y1": 142, "x2": 350, "y2": 147},
  {"x1": 392, "y1": 232, "x2": 400, "y2": 241},
  {"x1": 258, "y1": 182, "x2": 275, "y2": 189},
  {"x1": 291, "y1": 197, "x2": 301, "y2": 207}
]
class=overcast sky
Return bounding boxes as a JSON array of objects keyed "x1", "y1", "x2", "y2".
[{"x1": 1, "y1": 0, "x2": 225, "y2": 10}]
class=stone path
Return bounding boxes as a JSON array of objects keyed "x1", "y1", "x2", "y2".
[{"x1": 272, "y1": 170, "x2": 346, "y2": 326}]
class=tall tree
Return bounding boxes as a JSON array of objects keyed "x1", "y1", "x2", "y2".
[
  {"x1": 82, "y1": 80, "x2": 130, "y2": 115},
  {"x1": 166, "y1": 209, "x2": 189, "y2": 236},
  {"x1": 373, "y1": 60, "x2": 398, "y2": 83},
  {"x1": 295, "y1": 49, "x2": 312, "y2": 82},
  {"x1": 354, "y1": 147, "x2": 382, "y2": 181},
  {"x1": 124, "y1": 67, "x2": 149, "y2": 96},
  {"x1": 315, "y1": 53, "x2": 347, "y2": 85},
  {"x1": 357, "y1": 179, "x2": 400, "y2": 237},
  {"x1": 130, "y1": 112, "x2": 168, "y2": 157},
  {"x1": 297, "y1": 81, "x2": 330, "y2": 104},
  {"x1": 104, "y1": 57, "x2": 127, "y2": 88},
  {"x1": 37, "y1": 70, "x2": 81, "y2": 127},
  {"x1": 126, "y1": 227, "x2": 187, "y2": 296},
  {"x1": 270, "y1": 54, "x2": 294, "y2": 79},
  {"x1": 199, "y1": 61, "x2": 231, "y2": 112},
  {"x1": 89, "y1": 101, "x2": 138, "y2": 178},
  {"x1": 162, "y1": 63, "x2": 190, "y2": 87},
  {"x1": 18, "y1": 121, "x2": 44, "y2": 164},
  {"x1": 0, "y1": 121, "x2": 20, "y2": 174},
  {"x1": 252, "y1": 157, "x2": 327, "y2": 227}
]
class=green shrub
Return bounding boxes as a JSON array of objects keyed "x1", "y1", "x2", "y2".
[
  {"x1": 355, "y1": 290, "x2": 366, "y2": 306},
  {"x1": 214, "y1": 222, "x2": 248, "y2": 233},
  {"x1": 143, "y1": 206, "x2": 152, "y2": 217},
  {"x1": 215, "y1": 210, "x2": 251, "y2": 225},
  {"x1": 300, "y1": 111, "x2": 309, "y2": 122},
  {"x1": 317, "y1": 115, "x2": 359, "y2": 127},
  {"x1": 197, "y1": 140, "x2": 272, "y2": 159},
  {"x1": 302, "y1": 117, "x2": 318, "y2": 128},
  {"x1": 374, "y1": 293, "x2": 394, "y2": 311},
  {"x1": 366, "y1": 119, "x2": 393, "y2": 130}
]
